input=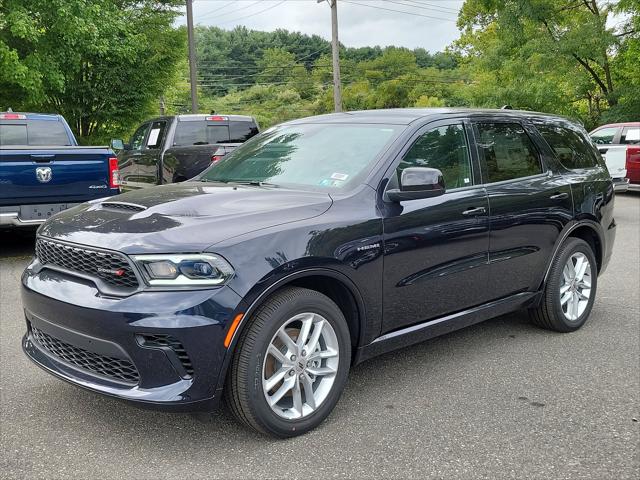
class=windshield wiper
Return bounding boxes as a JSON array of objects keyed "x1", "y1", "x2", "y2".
[{"x1": 224, "y1": 180, "x2": 279, "y2": 187}]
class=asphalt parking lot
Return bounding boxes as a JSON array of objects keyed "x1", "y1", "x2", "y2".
[{"x1": 1, "y1": 194, "x2": 638, "y2": 480}]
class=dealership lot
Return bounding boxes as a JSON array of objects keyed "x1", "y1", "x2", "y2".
[{"x1": 1, "y1": 195, "x2": 638, "y2": 479}]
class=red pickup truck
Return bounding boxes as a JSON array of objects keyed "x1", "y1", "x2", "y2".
[{"x1": 590, "y1": 122, "x2": 640, "y2": 192}]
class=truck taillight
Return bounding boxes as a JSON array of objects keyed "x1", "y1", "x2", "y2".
[
  {"x1": 626, "y1": 146, "x2": 640, "y2": 165},
  {"x1": 211, "y1": 154, "x2": 224, "y2": 164},
  {"x1": 108, "y1": 157, "x2": 121, "y2": 189},
  {"x1": 206, "y1": 115, "x2": 228, "y2": 122}
]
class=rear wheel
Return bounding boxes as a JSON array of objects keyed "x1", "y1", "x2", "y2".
[
  {"x1": 530, "y1": 237, "x2": 597, "y2": 332},
  {"x1": 225, "y1": 287, "x2": 351, "y2": 437}
]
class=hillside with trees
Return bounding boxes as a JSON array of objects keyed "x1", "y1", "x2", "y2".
[{"x1": 1, "y1": 0, "x2": 638, "y2": 143}]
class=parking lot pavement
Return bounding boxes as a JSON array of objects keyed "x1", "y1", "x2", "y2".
[{"x1": 1, "y1": 195, "x2": 638, "y2": 480}]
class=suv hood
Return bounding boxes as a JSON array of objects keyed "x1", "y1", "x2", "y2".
[{"x1": 38, "y1": 182, "x2": 332, "y2": 254}]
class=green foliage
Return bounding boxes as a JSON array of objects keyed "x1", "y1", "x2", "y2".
[
  {"x1": 0, "y1": 0, "x2": 185, "y2": 143},
  {"x1": 456, "y1": 0, "x2": 640, "y2": 128}
]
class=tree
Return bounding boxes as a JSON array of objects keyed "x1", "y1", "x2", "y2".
[
  {"x1": 0, "y1": 0, "x2": 185, "y2": 142},
  {"x1": 456, "y1": 0, "x2": 639, "y2": 125}
]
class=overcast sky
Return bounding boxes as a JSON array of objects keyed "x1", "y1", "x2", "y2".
[{"x1": 180, "y1": 0, "x2": 465, "y2": 52}]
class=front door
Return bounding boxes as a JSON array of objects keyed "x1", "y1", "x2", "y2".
[
  {"x1": 118, "y1": 122, "x2": 150, "y2": 191},
  {"x1": 381, "y1": 120, "x2": 490, "y2": 334},
  {"x1": 472, "y1": 120, "x2": 574, "y2": 299},
  {"x1": 137, "y1": 120, "x2": 168, "y2": 186}
]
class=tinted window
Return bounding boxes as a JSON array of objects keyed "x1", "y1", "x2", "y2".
[
  {"x1": 130, "y1": 123, "x2": 149, "y2": 150},
  {"x1": 621, "y1": 127, "x2": 640, "y2": 145},
  {"x1": 229, "y1": 121, "x2": 259, "y2": 143},
  {"x1": 0, "y1": 124, "x2": 27, "y2": 145},
  {"x1": 201, "y1": 123, "x2": 402, "y2": 190},
  {"x1": 590, "y1": 127, "x2": 618, "y2": 145},
  {"x1": 399, "y1": 124, "x2": 472, "y2": 189},
  {"x1": 145, "y1": 121, "x2": 167, "y2": 149},
  {"x1": 0, "y1": 120, "x2": 70, "y2": 146},
  {"x1": 476, "y1": 123, "x2": 542, "y2": 182},
  {"x1": 535, "y1": 122, "x2": 598, "y2": 169},
  {"x1": 174, "y1": 122, "x2": 230, "y2": 146}
]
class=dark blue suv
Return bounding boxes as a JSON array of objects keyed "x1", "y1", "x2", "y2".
[{"x1": 22, "y1": 108, "x2": 616, "y2": 437}]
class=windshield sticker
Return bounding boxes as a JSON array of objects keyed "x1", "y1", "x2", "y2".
[{"x1": 331, "y1": 172, "x2": 349, "y2": 181}]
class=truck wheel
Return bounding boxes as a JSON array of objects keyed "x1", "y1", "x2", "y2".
[
  {"x1": 530, "y1": 238, "x2": 598, "y2": 332},
  {"x1": 225, "y1": 287, "x2": 351, "y2": 437}
]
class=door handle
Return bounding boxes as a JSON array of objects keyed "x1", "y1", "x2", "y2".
[
  {"x1": 462, "y1": 206, "x2": 487, "y2": 216},
  {"x1": 550, "y1": 192, "x2": 569, "y2": 200}
]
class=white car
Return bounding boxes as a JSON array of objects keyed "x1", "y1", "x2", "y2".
[{"x1": 590, "y1": 122, "x2": 640, "y2": 192}]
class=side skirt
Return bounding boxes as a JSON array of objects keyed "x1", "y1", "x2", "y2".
[{"x1": 353, "y1": 291, "x2": 542, "y2": 365}]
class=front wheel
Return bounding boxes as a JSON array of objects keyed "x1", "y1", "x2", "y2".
[
  {"x1": 529, "y1": 237, "x2": 597, "y2": 332},
  {"x1": 225, "y1": 287, "x2": 351, "y2": 437}
]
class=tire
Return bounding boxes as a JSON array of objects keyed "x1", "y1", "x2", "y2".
[
  {"x1": 225, "y1": 287, "x2": 351, "y2": 437},
  {"x1": 529, "y1": 237, "x2": 598, "y2": 332}
]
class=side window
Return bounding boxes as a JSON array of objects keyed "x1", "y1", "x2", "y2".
[
  {"x1": 130, "y1": 123, "x2": 149, "y2": 151},
  {"x1": 145, "y1": 121, "x2": 167, "y2": 149},
  {"x1": 621, "y1": 127, "x2": 640, "y2": 145},
  {"x1": 398, "y1": 124, "x2": 472, "y2": 190},
  {"x1": 475, "y1": 123, "x2": 542, "y2": 183},
  {"x1": 590, "y1": 127, "x2": 618, "y2": 145},
  {"x1": 535, "y1": 122, "x2": 598, "y2": 169},
  {"x1": 229, "y1": 121, "x2": 259, "y2": 143}
]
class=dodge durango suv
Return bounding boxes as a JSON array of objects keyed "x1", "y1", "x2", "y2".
[{"x1": 22, "y1": 108, "x2": 616, "y2": 437}]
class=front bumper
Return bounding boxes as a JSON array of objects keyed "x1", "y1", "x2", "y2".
[{"x1": 21, "y1": 267, "x2": 242, "y2": 411}]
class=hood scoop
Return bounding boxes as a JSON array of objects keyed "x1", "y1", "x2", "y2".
[{"x1": 101, "y1": 201, "x2": 147, "y2": 213}]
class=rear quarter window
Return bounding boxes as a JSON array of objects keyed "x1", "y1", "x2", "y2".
[{"x1": 535, "y1": 122, "x2": 599, "y2": 170}]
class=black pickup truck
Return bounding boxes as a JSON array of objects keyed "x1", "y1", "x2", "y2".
[{"x1": 112, "y1": 114, "x2": 259, "y2": 189}]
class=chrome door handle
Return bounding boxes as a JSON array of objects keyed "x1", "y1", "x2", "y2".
[
  {"x1": 550, "y1": 192, "x2": 569, "y2": 200},
  {"x1": 462, "y1": 206, "x2": 487, "y2": 216}
]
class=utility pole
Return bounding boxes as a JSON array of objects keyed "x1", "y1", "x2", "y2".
[
  {"x1": 330, "y1": 0, "x2": 342, "y2": 112},
  {"x1": 186, "y1": 0, "x2": 198, "y2": 113},
  {"x1": 319, "y1": 0, "x2": 342, "y2": 112}
]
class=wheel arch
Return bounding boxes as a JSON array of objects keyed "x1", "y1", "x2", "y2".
[
  {"x1": 214, "y1": 268, "x2": 367, "y2": 393},
  {"x1": 541, "y1": 220, "x2": 604, "y2": 288}
]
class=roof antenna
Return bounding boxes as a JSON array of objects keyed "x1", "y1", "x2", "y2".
[
  {"x1": 501, "y1": 105, "x2": 513, "y2": 110},
  {"x1": 210, "y1": 110, "x2": 215, "y2": 115}
]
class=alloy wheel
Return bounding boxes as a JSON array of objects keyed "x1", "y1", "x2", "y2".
[
  {"x1": 560, "y1": 252, "x2": 592, "y2": 321},
  {"x1": 262, "y1": 312, "x2": 339, "y2": 420}
]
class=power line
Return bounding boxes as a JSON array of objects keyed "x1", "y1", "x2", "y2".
[
  {"x1": 341, "y1": 0, "x2": 457, "y2": 21},
  {"x1": 196, "y1": 0, "x2": 262, "y2": 22},
  {"x1": 214, "y1": 0, "x2": 288, "y2": 25},
  {"x1": 384, "y1": 0, "x2": 459, "y2": 15}
]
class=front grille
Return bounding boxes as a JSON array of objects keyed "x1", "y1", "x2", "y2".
[
  {"x1": 31, "y1": 325, "x2": 140, "y2": 383},
  {"x1": 36, "y1": 238, "x2": 139, "y2": 290},
  {"x1": 138, "y1": 334, "x2": 194, "y2": 376},
  {"x1": 101, "y1": 202, "x2": 146, "y2": 212}
]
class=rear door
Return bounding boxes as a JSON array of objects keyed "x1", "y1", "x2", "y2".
[
  {"x1": 621, "y1": 125, "x2": 640, "y2": 183},
  {"x1": 381, "y1": 119, "x2": 491, "y2": 332},
  {"x1": 472, "y1": 118, "x2": 573, "y2": 299}
]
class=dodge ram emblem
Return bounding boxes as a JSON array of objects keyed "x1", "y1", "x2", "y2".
[{"x1": 35, "y1": 167, "x2": 52, "y2": 183}]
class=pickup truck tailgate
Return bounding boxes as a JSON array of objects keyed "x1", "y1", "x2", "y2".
[{"x1": 0, "y1": 147, "x2": 115, "y2": 206}]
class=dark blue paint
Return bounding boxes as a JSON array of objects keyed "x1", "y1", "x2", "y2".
[{"x1": 21, "y1": 108, "x2": 616, "y2": 411}]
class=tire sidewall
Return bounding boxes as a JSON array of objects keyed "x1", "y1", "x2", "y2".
[
  {"x1": 243, "y1": 290, "x2": 351, "y2": 437},
  {"x1": 548, "y1": 239, "x2": 598, "y2": 331}
]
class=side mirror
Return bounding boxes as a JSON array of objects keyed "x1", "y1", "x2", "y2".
[
  {"x1": 110, "y1": 139, "x2": 125, "y2": 150},
  {"x1": 387, "y1": 167, "x2": 445, "y2": 202}
]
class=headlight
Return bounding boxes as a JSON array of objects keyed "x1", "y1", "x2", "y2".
[{"x1": 132, "y1": 254, "x2": 234, "y2": 287}]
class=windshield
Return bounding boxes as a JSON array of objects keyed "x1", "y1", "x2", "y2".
[{"x1": 199, "y1": 123, "x2": 402, "y2": 190}]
